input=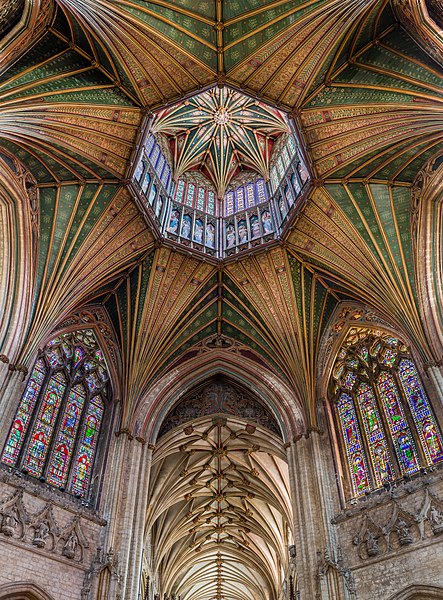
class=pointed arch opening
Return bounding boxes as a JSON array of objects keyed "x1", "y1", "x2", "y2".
[
  {"x1": 1, "y1": 328, "x2": 114, "y2": 503},
  {"x1": 328, "y1": 327, "x2": 443, "y2": 499},
  {"x1": 145, "y1": 375, "x2": 294, "y2": 600}
]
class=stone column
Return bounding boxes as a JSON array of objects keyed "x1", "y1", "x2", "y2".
[
  {"x1": 126, "y1": 442, "x2": 153, "y2": 600},
  {"x1": 287, "y1": 429, "x2": 343, "y2": 599},
  {"x1": 0, "y1": 356, "x2": 10, "y2": 390},
  {"x1": 0, "y1": 365, "x2": 28, "y2": 449},
  {"x1": 99, "y1": 431, "x2": 152, "y2": 600},
  {"x1": 427, "y1": 365, "x2": 443, "y2": 404}
]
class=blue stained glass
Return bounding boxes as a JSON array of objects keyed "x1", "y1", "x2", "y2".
[
  {"x1": 246, "y1": 184, "x2": 255, "y2": 207},
  {"x1": 343, "y1": 370, "x2": 357, "y2": 390},
  {"x1": 2, "y1": 361, "x2": 46, "y2": 466},
  {"x1": 70, "y1": 396, "x2": 104, "y2": 497},
  {"x1": 23, "y1": 372, "x2": 67, "y2": 477},
  {"x1": 398, "y1": 359, "x2": 443, "y2": 464},
  {"x1": 134, "y1": 158, "x2": 144, "y2": 182},
  {"x1": 357, "y1": 383, "x2": 393, "y2": 486},
  {"x1": 145, "y1": 134, "x2": 155, "y2": 155},
  {"x1": 149, "y1": 144, "x2": 160, "y2": 166},
  {"x1": 337, "y1": 393, "x2": 371, "y2": 496},
  {"x1": 236, "y1": 188, "x2": 245, "y2": 212},
  {"x1": 47, "y1": 385, "x2": 86, "y2": 487},
  {"x1": 225, "y1": 192, "x2": 234, "y2": 216},
  {"x1": 141, "y1": 171, "x2": 151, "y2": 194},
  {"x1": 377, "y1": 372, "x2": 420, "y2": 475},
  {"x1": 256, "y1": 179, "x2": 266, "y2": 203}
]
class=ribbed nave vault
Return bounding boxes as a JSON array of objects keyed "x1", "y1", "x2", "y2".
[{"x1": 148, "y1": 382, "x2": 292, "y2": 600}]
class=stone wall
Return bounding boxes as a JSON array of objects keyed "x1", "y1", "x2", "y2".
[
  {"x1": 0, "y1": 467, "x2": 107, "y2": 600},
  {"x1": 333, "y1": 465, "x2": 443, "y2": 599}
]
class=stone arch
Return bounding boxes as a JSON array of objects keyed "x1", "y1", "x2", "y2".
[
  {"x1": 0, "y1": 581, "x2": 55, "y2": 600},
  {"x1": 413, "y1": 157, "x2": 443, "y2": 360},
  {"x1": 0, "y1": 150, "x2": 38, "y2": 362},
  {"x1": 316, "y1": 301, "x2": 424, "y2": 402},
  {"x1": 130, "y1": 344, "x2": 306, "y2": 444},
  {"x1": 388, "y1": 584, "x2": 443, "y2": 600},
  {"x1": 316, "y1": 300, "x2": 443, "y2": 501}
]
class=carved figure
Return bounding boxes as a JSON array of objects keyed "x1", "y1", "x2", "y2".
[
  {"x1": 396, "y1": 519, "x2": 413, "y2": 545},
  {"x1": 1, "y1": 511, "x2": 18, "y2": 536},
  {"x1": 429, "y1": 506, "x2": 443, "y2": 534},
  {"x1": 63, "y1": 532, "x2": 78, "y2": 559},
  {"x1": 33, "y1": 520, "x2": 50, "y2": 547},
  {"x1": 365, "y1": 531, "x2": 380, "y2": 557}
]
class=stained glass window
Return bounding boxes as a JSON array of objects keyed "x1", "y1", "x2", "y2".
[
  {"x1": 256, "y1": 179, "x2": 266, "y2": 203},
  {"x1": 176, "y1": 180, "x2": 185, "y2": 204},
  {"x1": 337, "y1": 393, "x2": 371, "y2": 496},
  {"x1": 246, "y1": 184, "x2": 255, "y2": 207},
  {"x1": 398, "y1": 359, "x2": 443, "y2": 464},
  {"x1": 186, "y1": 183, "x2": 195, "y2": 207},
  {"x1": 197, "y1": 187, "x2": 205, "y2": 211},
  {"x1": 1, "y1": 330, "x2": 109, "y2": 499},
  {"x1": 208, "y1": 191, "x2": 215, "y2": 214},
  {"x1": 331, "y1": 329, "x2": 443, "y2": 498},
  {"x1": 236, "y1": 187, "x2": 245, "y2": 212}
]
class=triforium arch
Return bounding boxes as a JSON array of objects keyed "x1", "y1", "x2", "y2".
[
  {"x1": 319, "y1": 302, "x2": 443, "y2": 502},
  {"x1": 144, "y1": 375, "x2": 294, "y2": 600}
]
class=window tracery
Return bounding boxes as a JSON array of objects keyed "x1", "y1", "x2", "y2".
[
  {"x1": 2, "y1": 330, "x2": 109, "y2": 498},
  {"x1": 331, "y1": 329, "x2": 443, "y2": 498}
]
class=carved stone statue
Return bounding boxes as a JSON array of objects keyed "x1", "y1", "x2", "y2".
[
  {"x1": 366, "y1": 531, "x2": 380, "y2": 557},
  {"x1": 63, "y1": 533, "x2": 78, "y2": 559},
  {"x1": 429, "y1": 506, "x2": 443, "y2": 534},
  {"x1": 33, "y1": 520, "x2": 50, "y2": 547},
  {"x1": 396, "y1": 519, "x2": 413, "y2": 545},
  {"x1": 1, "y1": 511, "x2": 18, "y2": 536}
]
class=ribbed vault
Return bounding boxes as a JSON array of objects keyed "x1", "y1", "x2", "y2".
[{"x1": 149, "y1": 397, "x2": 292, "y2": 600}]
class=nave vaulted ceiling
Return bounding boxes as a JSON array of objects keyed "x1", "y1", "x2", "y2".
[{"x1": 1, "y1": 0, "x2": 443, "y2": 599}]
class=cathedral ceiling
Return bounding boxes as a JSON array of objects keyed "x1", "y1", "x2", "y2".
[
  {"x1": 149, "y1": 415, "x2": 292, "y2": 600},
  {"x1": 0, "y1": 0, "x2": 442, "y2": 430},
  {"x1": 2, "y1": 3, "x2": 443, "y2": 599}
]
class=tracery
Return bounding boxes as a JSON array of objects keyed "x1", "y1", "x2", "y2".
[
  {"x1": 2, "y1": 330, "x2": 109, "y2": 498},
  {"x1": 331, "y1": 328, "x2": 443, "y2": 498}
]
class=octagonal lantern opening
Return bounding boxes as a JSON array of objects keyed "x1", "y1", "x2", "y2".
[{"x1": 131, "y1": 86, "x2": 310, "y2": 259}]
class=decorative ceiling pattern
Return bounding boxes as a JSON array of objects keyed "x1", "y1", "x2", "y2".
[
  {"x1": 153, "y1": 87, "x2": 289, "y2": 197},
  {"x1": 1, "y1": 2, "x2": 443, "y2": 598},
  {"x1": 20, "y1": 184, "x2": 155, "y2": 363},
  {"x1": 286, "y1": 184, "x2": 432, "y2": 359},
  {"x1": 0, "y1": 0, "x2": 25, "y2": 38},
  {"x1": 149, "y1": 416, "x2": 292, "y2": 600}
]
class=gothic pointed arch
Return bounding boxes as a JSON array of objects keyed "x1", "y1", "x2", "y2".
[
  {"x1": 413, "y1": 156, "x2": 443, "y2": 359},
  {"x1": 147, "y1": 376, "x2": 293, "y2": 600},
  {"x1": 129, "y1": 339, "x2": 306, "y2": 444},
  {"x1": 0, "y1": 309, "x2": 120, "y2": 503},
  {"x1": 0, "y1": 150, "x2": 38, "y2": 361},
  {"x1": 0, "y1": 582, "x2": 55, "y2": 600},
  {"x1": 321, "y1": 305, "x2": 443, "y2": 499}
]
